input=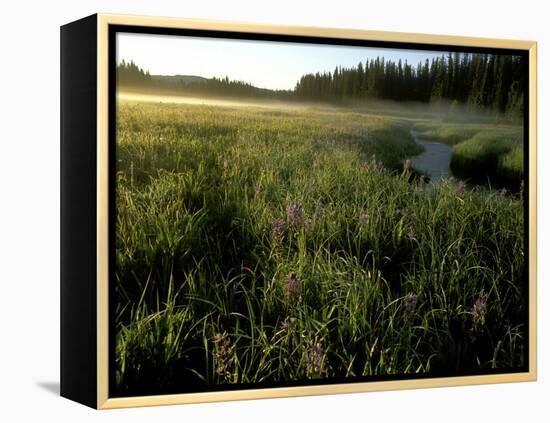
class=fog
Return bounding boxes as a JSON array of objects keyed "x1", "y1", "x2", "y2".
[
  {"x1": 117, "y1": 92, "x2": 318, "y2": 111},
  {"x1": 117, "y1": 91, "x2": 518, "y2": 125},
  {"x1": 344, "y1": 97, "x2": 517, "y2": 124}
]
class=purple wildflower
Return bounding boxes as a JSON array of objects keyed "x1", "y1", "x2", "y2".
[
  {"x1": 280, "y1": 316, "x2": 296, "y2": 331},
  {"x1": 407, "y1": 227, "x2": 416, "y2": 241},
  {"x1": 283, "y1": 272, "x2": 302, "y2": 304},
  {"x1": 457, "y1": 180, "x2": 466, "y2": 195},
  {"x1": 312, "y1": 139, "x2": 323, "y2": 150},
  {"x1": 358, "y1": 211, "x2": 369, "y2": 225},
  {"x1": 403, "y1": 292, "x2": 418, "y2": 314},
  {"x1": 306, "y1": 337, "x2": 325, "y2": 377},
  {"x1": 286, "y1": 202, "x2": 303, "y2": 226},
  {"x1": 271, "y1": 218, "x2": 286, "y2": 240},
  {"x1": 367, "y1": 155, "x2": 384, "y2": 172},
  {"x1": 212, "y1": 332, "x2": 235, "y2": 382},
  {"x1": 314, "y1": 203, "x2": 324, "y2": 220},
  {"x1": 304, "y1": 218, "x2": 313, "y2": 230},
  {"x1": 472, "y1": 296, "x2": 488, "y2": 329}
]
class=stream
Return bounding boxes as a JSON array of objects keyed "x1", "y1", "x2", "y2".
[{"x1": 409, "y1": 130, "x2": 454, "y2": 183}]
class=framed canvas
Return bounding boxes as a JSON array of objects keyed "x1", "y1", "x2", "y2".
[{"x1": 60, "y1": 13, "x2": 537, "y2": 409}]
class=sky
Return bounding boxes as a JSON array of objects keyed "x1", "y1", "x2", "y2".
[{"x1": 117, "y1": 32, "x2": 446, "y2": 91}]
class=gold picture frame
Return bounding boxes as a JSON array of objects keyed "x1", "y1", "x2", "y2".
[{"x1": 61, "y1": 13, "x2": 537, "y2": 409}]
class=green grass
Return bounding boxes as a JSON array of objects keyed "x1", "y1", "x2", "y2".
[
  {"x1": 450, "y1": 131, "x2": 524, "y2": 188},
  {"x1": 498, "y1": 146, "x2": 524, "y2": 188},
  {"x1": 114, "y1": 100, "x2": 526, "y2": 396},
  {"x1": 413, "y1": 123, "x2": 480, "y2": 145}
]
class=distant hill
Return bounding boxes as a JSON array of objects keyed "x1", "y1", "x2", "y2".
[
  {"x1": 117, "y1": 61, "x2": 293, "y2": 100},
  {"x1": 151, "y1": 74, "x2": 208, "y2": 85}
]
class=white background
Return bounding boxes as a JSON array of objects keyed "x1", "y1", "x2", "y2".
[{"x1": 0, "y1": 0, "x2": 547, "y2": 421}]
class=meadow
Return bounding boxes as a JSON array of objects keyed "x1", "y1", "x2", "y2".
[{"x1": 114, "y1": 99, "x2": 526, "y2": 396}]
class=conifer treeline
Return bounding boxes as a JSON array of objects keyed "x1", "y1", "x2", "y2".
[
  {"x1": 116, "y1": 60, "x2": 287, "y2": 99},
  {"x1": 294, "y1": 53, "x2": 524, "y2": 117},
  {"x1": 117, "y1": 60, "x2": 151, "y2": 87},
  {"x1": 117, "y1": 52, "x2": 525, "y2": 118}
]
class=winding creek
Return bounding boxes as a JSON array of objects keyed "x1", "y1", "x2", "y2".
[{"x1": 409, "y1": 130, "x2": 454, "y2": 183}]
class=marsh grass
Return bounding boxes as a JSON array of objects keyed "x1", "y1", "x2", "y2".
[
  {"x1": 413, "y1": 123, "x2": 480, "y2": 145},
  {"x1": 414, "y1": 122, "x2": 523, "y2": 188},
  {"x1": 114, "y1": 100, "x2": 526, "y2": 396},
  {"x1": 450, "y1": 132, "x2": 523, "y2": 189}
]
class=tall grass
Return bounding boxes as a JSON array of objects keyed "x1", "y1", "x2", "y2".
[
  {"x1": 450, "y1": 132, "x2": 523, "y2": 189},
  {"x1": 498, "y1": 146, "x2": 524, "y2": 188},
  {"x1": 114, "y1": 100, "x2": 526, "y2": 396}
]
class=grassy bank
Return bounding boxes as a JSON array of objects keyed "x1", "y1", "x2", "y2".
[
  {"x1": 114, "y1": 100, "x2": 526, "y2": 396},
  {"x1": 413, "y1": 122, "x2": 523, "y2": 189}
]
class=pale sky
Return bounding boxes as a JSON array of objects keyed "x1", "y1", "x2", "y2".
[{"x1": 117, "y1": 32, "x2": 445, "y2": 91}]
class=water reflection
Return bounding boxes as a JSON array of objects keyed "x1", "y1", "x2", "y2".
[{"x1": 409, "y1": 130, "x2": 454, "y2": 183}]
